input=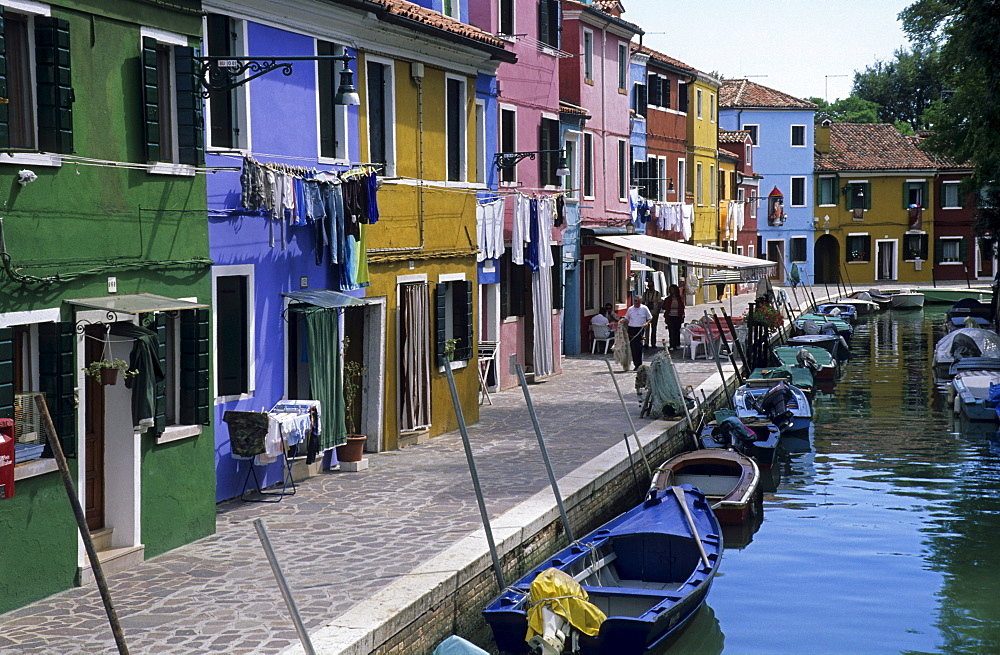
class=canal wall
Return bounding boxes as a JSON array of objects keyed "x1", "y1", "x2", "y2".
[{"x1": 287, "y1": 373, "x2": 735, "y2": 655}]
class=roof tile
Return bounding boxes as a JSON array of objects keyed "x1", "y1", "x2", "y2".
[
  {"x1": 638, "y1": 45, "x2": 695, "y2": 73},
  {"x1": 719, "y1": 79, "x2": 817, "y2": 109},
  {"x1": 815, "y1": 123, "x2": 937, "y2": 171},
  {"x1": 372, "y1": 0, "x2": 505, "y2": 48}
]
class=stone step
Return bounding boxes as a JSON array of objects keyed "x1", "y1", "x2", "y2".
[
  {"x1": 90, "y1": 527, "x2": 113, "y2": 552},
  {"x1": 77, "y1": 545, "x2": 145, "y2": 587}
]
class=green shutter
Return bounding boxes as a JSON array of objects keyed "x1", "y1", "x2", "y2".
[
  {"x1": 175, "y1": 46, "x2": 204, "y2": 166},
  {"x1": 38, "y1": 322, "x2": 76, "y2": 457},
  {"x1": 435, "y1": 283, "x2": 448, "y2": 365},
  {"x1": 959, "y1": 237, "x2": 969, "y2": 263},
  {"x1": 0, "y1": 7, "x2": 8, "y2": 150},
  {"x1": 141, "y1": 36, "x2": 160, "y2": 163},
  {"x1": 539, "y1": 0, "x2": 550, "y2": 48},
  {"x1": 921, "y1": 234, "x2": 929, "y2": 260},
  {"x1": 551, "y1": 246, "x2": 563, "y2": 310},
  {"x1": 35, "y1": 16, "x2": 73, "y2": 153},
  {"x1": 0, "y1": 327, "x2": 13, "y2": 421},
  {"x1": 922, "y1": 182, "x2": 929, "y2": 208},
  {"x1": 452, "y1": 281, "x2": 473, "y2": 361},
  {"x1": 180, "y1": 308, "x2": 210, "y2": 425},
  {"x1": 934, "y1": 238, "x2": 944, "y2": 263},
  {"x1": 903, "y1": 181, "x2": 909, "y2": 209},
  {"x1": 148, "y1": 313, "x2": 167, "y2": 437}
]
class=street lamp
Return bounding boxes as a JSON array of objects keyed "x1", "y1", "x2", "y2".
[{"x1": 493, "y1": 149, "x2": 569, "y2": 176}]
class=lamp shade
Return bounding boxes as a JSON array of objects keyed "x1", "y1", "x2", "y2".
[{"x1": 335, "y1": 68, "x2": 361, "y2": 105}]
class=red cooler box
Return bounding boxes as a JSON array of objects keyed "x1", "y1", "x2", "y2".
[{"x1": 0, "y1": 418, "x2": 14, "y2": 499}]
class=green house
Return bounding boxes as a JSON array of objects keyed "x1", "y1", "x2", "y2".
[{"x1": 0, "y1": 0, "x2": 214, "y2": 613}]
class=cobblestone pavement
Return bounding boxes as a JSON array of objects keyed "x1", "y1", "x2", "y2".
[{"x1": 0, "y1": 292, "x2": 765, "y2": 654}]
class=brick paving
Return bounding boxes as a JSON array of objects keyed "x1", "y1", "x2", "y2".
[{"x1": 0, "y1": 289, "x2": 792, "y2": 655}]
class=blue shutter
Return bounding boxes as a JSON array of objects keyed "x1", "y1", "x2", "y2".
[
  {"x1": 38, "y1": 322, "x2": 76, "y2": 456},
  {"x1": 180, "y1": 308, "x2": 210, "y2": 425},
  {"x1": 35, "y1": 16, "x2": 73, "y2": 153},
  {"x1": 141, "y1": 36, "x2": 160, "y2": 163},
  {"x1": 174, "y1": 46, "x2": 204, "y2": 166}
]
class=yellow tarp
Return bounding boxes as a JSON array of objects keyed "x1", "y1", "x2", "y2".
[{"x1": 525, "y1": 568, "x2": 607, "y2": 642}]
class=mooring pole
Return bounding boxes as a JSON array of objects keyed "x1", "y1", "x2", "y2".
[
  {"x1": 254, "y1": 519, "x2": 316, "y2": 655},
  {"x1": 604, "y1": 358, "x2": 653, "y2": 477},
  {"x1": 443, "y1": 363, "x2": 506, "y2": 589},
  {"x1": 516, "y1": 363, "x2": 574, "y2": 542},
  {"x1": 35, "y1": 396, "x2": 130, "y2": 655}
]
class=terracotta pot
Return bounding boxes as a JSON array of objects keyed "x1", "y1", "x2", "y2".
[
  {"x1": 336, "y1": 435, "x2": 367, "y2": 463},
  {"x1": 100, "y1": 367, "x2": 119, "y2": 386}
]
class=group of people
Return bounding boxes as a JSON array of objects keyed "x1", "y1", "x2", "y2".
[{"x1": 591, "y1": 284, "x2": 687, "y2": 370}]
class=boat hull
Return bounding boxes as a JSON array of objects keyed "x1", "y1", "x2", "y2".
[
  {"x1": 915, "y1": 287, "x2": 993, "y2": 304},
  {"x1": 890, "y1": 292, "x2": 925, "y2": 309},
  {"x1": 951, "y1": 370, "x2": 1000, "y2": 422},
  {"x1": 657, "y1": 450, "x2": 761, "y2": 527},
  {"x1": 733, "y1": 381, "x2": 812, "y2": 433},
  {"x1": 699, "y1": 421, "x2": 779, "y2": 470}
]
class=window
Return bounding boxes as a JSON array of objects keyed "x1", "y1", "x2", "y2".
[
  {"x1": 214, "y1": 270, "x2": 254, "y2": 397},
  {"x1": 446, "y1": 76, "x2": 466, "y2": 182},
  {"x1": 647, "y1": 74, "x2": 670, "y2": 109},
  {"x1": 583, "y1": 30, "x2": 593, "y2": 81},
  {"x1": 551, "y1": 245, "x2": 563, "y2": 310},
  {"x1": 563, "y1": 135, "x2": 578, "y2": 199},
  {"x1": 790, "y1": 237, "x2": 807, "y2": 263},
  {"x1": 499, "y1": 0, "x2": 515, "y2": 36},
  {"x1": 500, "y1": 252, "x2": 527, "y2": 318},
  {"x1": 633, "y1": 159, "x2": 648, "y2": 199},
  {"x1": 614, "y1": 255, "x2": 627, "y2": 304},
  {"x1": 618, "y1": 44, "x2": 627, "y2": 90},
  {"x1": 845, "y1": 182, "x2": 871, "y2": 210},
  {"x1": 206, "y1": 14, "x2": 248, "y2": 151},
  {"x1": 942, "y1": 181, "x2": 962, "y2": 209},
  {"x1": 366, "y1": 59, "x2": 395, "y2": 174},
  {"x1": 475, "y1": 100, "x2": 485, "y2": 184},
  {"x1": 583, "y1": 132, "x2": 593, "y2": 198},
  {"x1": 435, "y1": 279, "x2": 473, "y2": 364},
  {"x1": 442, "y1": 0, "x2": 458, "y2": 19},
  {"x1": 633, "y1": 82, "x2": 647, "y2": 118},
  {"x1": 657, "y1": 157, "x2": 667, "y2": 202},
  {"x1": 846, "y1": 234, "x2": 871, "y2": 263},
  {"x1": 646, "y1": 156, "x2": 658, "y2": 200},
  {"x1": 0, "y1": 6, "x2": 74, "y2": 154},
  {"x1": 709, "y1": 93, "x2": 715, "y2": 122},
  {"x1": 145, "y1": 309, "x2": 211, "y2": 434},
  {"x1": 936, "y1": 236, "x2": 966, "y2": 264},
  {"x1": 617, "y1": 140, "x2": 627, "y2": 200},
  {"x1": 583, "y1": 255, "x2": 598, "y2": 312},
  {"x1": 903, "y1": 233, "x2": 928, "y2": 261},
  {"x1": 817, "y1": 177, "x2": 837, "y2": 206},
  {"x1": 791, "y1": 125, "x2": 806, "y2": 147},
  {"x1": 790, "y1": 176, "x2": 806, "y2": 207},
  {"x1": 904, "y1": 180, "x2": 928, "y2": 208},
  {"x1": 696, "y1": 162, "x2": 703, "y2": 205},
  {"x1": 538, "y1": 0, "x2": 559, "y2": 48},
  {"x1": 743, "y1": 124, "x2": 759, "y2": 145},
  {"x1": 677, "y1": 159, "x2": 685, "y2": 202},
  {"x1": 539, "y1": 117, "x2": 561, "y2": 187},
  {"x1": 499, "y1": 106, "x2": 516, "y2": 184},
  {"x1": 710, "y1": 165, "x2": 716, "y2": 206},
  {"x1": 141, "y1": 28, "x2": 202, "y2": 166},
  {"x1": 696, "y1": 88, "x2": 703, "y2": 119},
  {"x1": 745, "y1": 143, "x2": 751, "y2": 165},
  {"x1": 317, "y1": 40, "x2": 348, "y2": 160},
  {"x1": 678, "y1": 81, "x2": 688, "y2": 113}
]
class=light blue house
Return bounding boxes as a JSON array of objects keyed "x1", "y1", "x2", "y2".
[
  {"x1": 629, "y1": 50, "x2": 649, "y2": 234},
  {"x1": 719, "y1": 79, "x2": 817, "y2": 284}
]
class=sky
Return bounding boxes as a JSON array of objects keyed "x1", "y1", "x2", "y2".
[{"x1": 623, "y1": 0, "x2": 915, "y2": 103}]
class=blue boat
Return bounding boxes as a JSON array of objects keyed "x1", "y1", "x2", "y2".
[
  {"x1": 483, "y1": 483, "x2": 722, "y2": 654},
  {"x1": 733, "y1": 379, "x2": 812, "y2": 433}
]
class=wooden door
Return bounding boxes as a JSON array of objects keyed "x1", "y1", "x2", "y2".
[{"x1": 84, "y1": 328, "x2": 105, "y2": 531}]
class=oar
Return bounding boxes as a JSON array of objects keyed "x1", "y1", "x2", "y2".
[{"x1": 671, "y1": 485, "x2": 710, "y2": 568}]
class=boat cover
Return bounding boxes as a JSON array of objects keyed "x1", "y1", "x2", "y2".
[
  {"x1": 935, "y1": 328, "x2": 1000, "y2": 364},
  {"x1": 991, "y1": 383, "x2": 1000, "y2": 419},
  {"x1": 526, "y1": 568, "x2": 606, "y2": 642},
  {"x1": 433, "y1": 636, "x2": 490, "y2": 655}
]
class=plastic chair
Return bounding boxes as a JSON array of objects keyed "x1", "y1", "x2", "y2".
[
  {"x1": 681, "y1": 324, "x2": 711, "y2": 360},
  {"x1": 591, "y1": 325, "x2": 614, "y2": 354}
]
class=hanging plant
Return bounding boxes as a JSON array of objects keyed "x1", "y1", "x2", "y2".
[
  {"x1": 743, "y1": 303, "x2": 784, "y2": 331},
  {"x1": 83, "y1": 358, "x2": 138, "y2": 385}
]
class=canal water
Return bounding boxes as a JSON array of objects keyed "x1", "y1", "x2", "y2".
[{"x1": 669, "y1": 306, "x2": 1000, "y2": 654}]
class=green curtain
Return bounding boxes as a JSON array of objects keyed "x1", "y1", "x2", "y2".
[{"x1": 305, "y1": 309, "x2": 347, "y2": 449}]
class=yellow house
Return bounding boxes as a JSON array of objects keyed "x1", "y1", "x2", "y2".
[
  {"x1": 814, "y1": 122, "x2": 937, "y2": 286},
  {"x1": 355, "y1": 20, "x2": 513, "y2": 449},
  {"x1": 687, "y1": 71, "x2": 721, "y2": 246}
]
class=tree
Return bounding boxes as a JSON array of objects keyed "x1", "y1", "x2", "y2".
[
  {"x1": 805, "y1": 95, "x2": 881, "y2": 124},
  {"x1": 900, "y1": 0, "x2": 1000, "y2": 235},
  {"x1": 852, "y1": 45, "x2": 944, "y2": 131}
]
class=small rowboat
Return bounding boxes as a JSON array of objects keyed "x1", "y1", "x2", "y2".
[
  {"x1": 656, "y1": 450, "x2": 761, "y2": 527},
  {"x1": 949, "y1": 369, "x2": 1000, "y2": 421},
  {"x1": 773, "y1": 345, "x2": 838, "y2": 381},
  {"x1": 889, "y1": 290, "x2": 925, "y2": 309},
  {"x1": 734, "y1": 378, "x2": 813, "y2": 433},
  {"x1": 815, "y1": 303, "x2": 858, "y2": 323},
  {"x1": 699, "y1": 417, "x2": 779, "y2": 470}
]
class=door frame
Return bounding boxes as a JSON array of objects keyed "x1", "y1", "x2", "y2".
[
  {"x1": 875, "y1": 239, "x2": 898, "y2": 281},
  {"x1": 766, "y1": 239, "x2": 785, "y2": 281}
]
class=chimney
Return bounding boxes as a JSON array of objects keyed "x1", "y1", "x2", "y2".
[{"x1": 816, "y1": 119, "x2": 832, "y2": 154}]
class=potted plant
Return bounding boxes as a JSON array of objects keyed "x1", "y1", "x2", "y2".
[
  {"x1": 337, "y1": 338, "x2": 367, "y2": 463},
  {"x1": 443, "y1": 338, "x2": 459, "y2": 361},
  {"x1": 83, "y1": 358, "x2": 138, "y2": 386}
]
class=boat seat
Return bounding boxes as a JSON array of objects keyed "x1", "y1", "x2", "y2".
[
  {"x1": 580, "y1": 584, "x2": 683, "y2": 598},
  {"x1": 673, "y1": 474, "x2": 735, "y2": 496},
  {"x1": 573, "y1": 551, "x2": 617, "y2": 584}
]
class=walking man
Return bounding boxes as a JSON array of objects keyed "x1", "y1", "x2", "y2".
[{"x1": 621, "y1": 295, "x2": 653, "y2": 370}]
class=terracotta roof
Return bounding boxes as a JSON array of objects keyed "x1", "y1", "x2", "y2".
[
  {"x1": 564, "y1": 0, "x2": 643, "y2": 35},
  {"x1": 719, "y1": 79, "x2": 817, "y2": 109},
  {"x1": 815, "y1": 123, "x2": 937, "y2": 172},
  {"x1": 363, "y1": 0, "x2": 507, "y2": 50},
  {"x1": 638, "y1": 45, "x2": 695, "y2": 74},
  {"x1": 718, "y1": 129, "x2": 751, "y2": 144},
  {"x1": 911, "y1": 133, "x2": 970, "y2": 170},
  {"x1": 559, "y1": 101, "x2": 590, "y2": 117}
]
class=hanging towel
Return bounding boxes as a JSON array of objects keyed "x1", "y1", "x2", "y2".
[
  {"x1": 224, "y1": 411, "x2": 269, "y2": 458},
  {"x1": 512, "y1": 194, "x2": 531, "y2": 265}
]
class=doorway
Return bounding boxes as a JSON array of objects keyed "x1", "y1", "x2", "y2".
[
  {"x1": 814, "y1": 234, "x2": 841, "y2": 284},
  {"x1": 766, "y1": 240, "x2": 785, "y2": 281},
  {"x1": 876, "y1": 240, "x2": 897, "y2": 281},
  {"x1": 84, "y1": 326, "x2": 105, "y2": 531}
]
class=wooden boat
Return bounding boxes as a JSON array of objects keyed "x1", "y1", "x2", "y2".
[
  {"x1": 657, "y1": 450, "x2": 761, "y2": 526},
  {"x1": 932, "y1": 328, "x2": 1000, "y2": 378},
  {"x1": 914, "y1": 286, "x2": 993, "y2": 304},
  {"x1": 773, "y1": 345, "x2": 838, "y2": 381},
  {"x1": 815, "y1": 303, "x2": 858, "y2": 323},
  {"x1": 837, "y1": 294, "x2": 880, "y2": 315},
  {"x1": 483, "y1": 484, "x2": 722, "y2": 655},
  {"x1": 889, "y1": 290, "x2": 925, "y2": 309},
  {"x1": 786, "y1": 333, "x2": 846, "y2": 360},
  {"x1": 733, "y1": 378, "x2": 813, "y2": 433},
  {"x1": 949, "y1": 369, "x2": 1000, "y2": 422},
  {"x1": 699, "y1": 417, "x2": 779, "y2": 470}
]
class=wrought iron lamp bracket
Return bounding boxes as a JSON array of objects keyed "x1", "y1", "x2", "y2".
[{"x1": 194, "y1": 55, "x2": 354, "y2": 98}]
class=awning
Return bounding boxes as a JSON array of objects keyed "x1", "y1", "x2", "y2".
[
  {"x1": 283, "y1": 289, "x2": 373, "y2": 311},
  {"x1": 629, "y1": 259, "x2": 654, "y2": 272},
  {"x1": 66, "y1": 293, "x2": 208, "y2": 314},
  {"x1": 596, "y1": 235, "x2": 776, "y2": 273}
]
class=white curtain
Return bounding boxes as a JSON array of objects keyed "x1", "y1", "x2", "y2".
[{"x1": 400, "y1": 282, "x2": 431, "y2": 431}]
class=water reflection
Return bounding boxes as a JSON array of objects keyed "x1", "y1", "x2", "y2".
[{"x1": 663, "y1": 305, "x2": 1000, "y2": 654}]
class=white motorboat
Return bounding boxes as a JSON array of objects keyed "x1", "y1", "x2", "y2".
[{"x1": 889, "y1": 290, "x2": 925, "y2": 309}]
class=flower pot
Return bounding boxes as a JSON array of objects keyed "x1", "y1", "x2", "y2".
[
  {"x1": 100, "y1": 368, "x2": 119, "y2": 386},
  {"x1": 335, "y1": 435, "x2": 367, "y2": 463}
]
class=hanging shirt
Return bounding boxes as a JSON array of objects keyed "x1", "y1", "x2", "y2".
[
  {"x1": 365, "y1": 171, "x2": 380, "y2": 224},
  {"x1": 512, "y1": 194, "x2": 531, "y2": 265}
]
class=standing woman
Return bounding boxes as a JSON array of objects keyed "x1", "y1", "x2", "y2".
[{"x1": 662, "y1": 284, "x2": 685, "y2": 351}]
